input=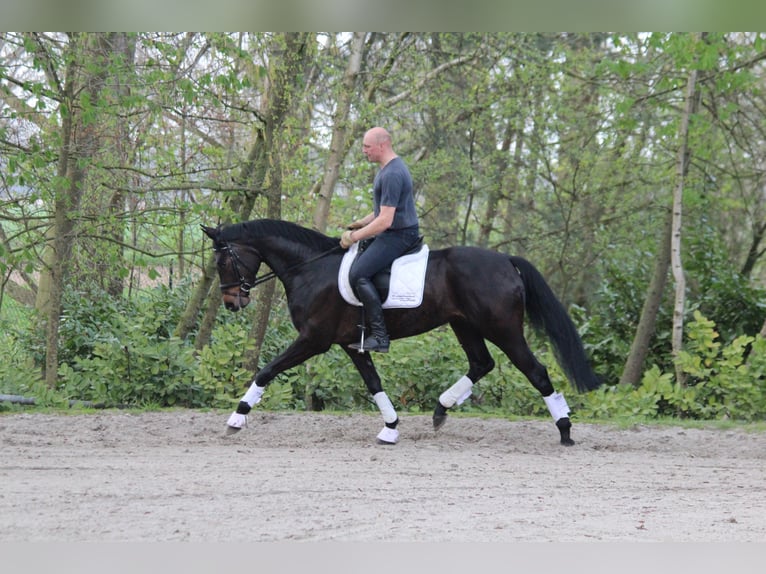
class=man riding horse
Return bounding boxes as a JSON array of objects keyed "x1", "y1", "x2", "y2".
[{"x1": 340, "y1": 127, "x2": 420, "y2": 353}]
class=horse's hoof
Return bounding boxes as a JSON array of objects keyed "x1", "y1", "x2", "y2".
[
  {"x1": 556, "y1": 417, "x2": 573, "y2": 446},
  {"x1": 433, "y1": 403, "x2": 448, "y2": 430},
  {"x1": 225, "y1": 425, "x2": 241, "y2": 436},
  {"x1": 433, "y1": 414, "x2": 447, "y2": 430},
  {"x1": 376, "y1": 426, "x2": 399, "y2": 445},
  {"x1": 226, "y1": 411, "x2": 248, "y2": 432}
]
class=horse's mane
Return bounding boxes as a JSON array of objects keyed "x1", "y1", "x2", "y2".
[{"x1": 220, "y1": 219, "x2": 338, "y2": 252}]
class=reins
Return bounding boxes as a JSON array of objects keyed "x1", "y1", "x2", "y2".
[{"x1": 218, "y1": 241, "x2": 342, "y2": 295}]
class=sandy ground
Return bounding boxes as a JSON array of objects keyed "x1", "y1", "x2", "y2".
[{"x1": 1, "y1": 410, "x2": 765, "y2": 543}]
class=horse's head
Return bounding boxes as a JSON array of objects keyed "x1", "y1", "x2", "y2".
[{"x1": 202, "y1": 225, "x2": 261, "y2": 312}]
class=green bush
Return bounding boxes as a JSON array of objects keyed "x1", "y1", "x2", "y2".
[
  {"x1": 0, "y1": 299, "x2": 46, "y2": 407},
  {"x1": 56, "y1": 282, "x2": 244, "y2": 408},
  {"x1": 577, "y1": 311, "x2": 766, "y2": 422},
  {"x1": 59, "y1": 334, "x2": 197, "y2": 407},
  {"x1": 576, "y1": 253, "x2": 674, "y2": 383},
  {"x1": 575, "y1": 366, "x2": 699, "y2": 420},
  {"x1": 684, "y1": 225, "x2": 766, "y2": 342},
  {"x1": 194, "y1": 321, "x2": 257, "y2": 408},
  {"x1": 676, "y1": 311, "x2": 766, "y2": 420},
  {"x1": 57, "y1": 287, "x2": 129, "y2": 366}
]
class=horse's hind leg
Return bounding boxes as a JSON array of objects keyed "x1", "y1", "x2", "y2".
[
  {"x1": 491, "y1": 327, "x2": 574, "y2": 446},
  {"x1": 433, "y1": 321, "x2": 496, "y2": 430},
  {"x1": 343, "y1": 347, "x2": 399, "y2": 445}
]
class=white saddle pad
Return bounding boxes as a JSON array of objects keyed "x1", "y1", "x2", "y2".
[{"x1": 338, "y1": 241, "x2": 429, "y2": 309}]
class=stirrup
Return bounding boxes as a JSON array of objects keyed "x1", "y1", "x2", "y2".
[{"x1": 350, "y1": 336, "x2": 390, "y2": 353}]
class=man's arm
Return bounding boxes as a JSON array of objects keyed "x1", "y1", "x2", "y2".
[
  {"x1": 341, "y1": 206, "x2": 396, "y2": 248},
  {"x1": 348, "y1": 212, "x2": 375, "y2": 229},
  {"x1": 350, "y1": 206, "x2": 395, "y2": 242}
]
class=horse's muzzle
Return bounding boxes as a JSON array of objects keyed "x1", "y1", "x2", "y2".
[{"x1": 222, "y1": 292, "x2": 250, "y2": 312}]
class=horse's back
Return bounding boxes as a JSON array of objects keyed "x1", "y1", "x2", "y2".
[
  {"x1": 424, "y1": 246, "x2": 524, "y2": 310},
  {"x1": 431, "y1": 245, "x2": 520, "y2": 282}
]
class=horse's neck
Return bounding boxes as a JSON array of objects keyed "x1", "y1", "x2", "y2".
[{"x1": 251, "y1": 238, "x2": 307, "y2": 276}]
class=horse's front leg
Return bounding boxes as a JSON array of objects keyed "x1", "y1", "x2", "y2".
[
  {"x1": 343, "y1": 347, "x2": 399, "y2": 445},
  {"x1": 226, "y1": 337, "x2": 328, "y2": 434}
]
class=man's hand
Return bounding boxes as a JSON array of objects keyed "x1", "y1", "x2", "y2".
[{"x1": 340, "y1": 230, "x2": 355, "y2": 249}]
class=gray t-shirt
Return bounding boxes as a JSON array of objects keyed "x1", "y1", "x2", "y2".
[{"x1": 373, "y1": 157, "x2": 418, "y2": 230}]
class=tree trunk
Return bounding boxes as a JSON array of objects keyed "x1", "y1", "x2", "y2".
[
  {"x1": 38, "y1": 34, "x2": 111, "y2": 387},
  {"x1": 243, "y1": 33, "x2": 314, "y2": 372},
  {"x1": 501, "y1": 79, "x2": 543, "y2": 257},
  {"x1": 671, "y1": 49, "x2": 701, "y2": 387},
  {"x1": 104, "y1": 33, "x2": 136, "y2": 298},
  {"x1": 620, "y1": 212, "x2": 673, "y2": 386},
  {"x1": 739, "y1": 219, "x2": 766, "y2": 279},
  {"x1": 312, "y1": 32, "x2": 366, "y2": 233},
  {"x1": 478, "y1": 121, "x2": 515, "y2": 248}
]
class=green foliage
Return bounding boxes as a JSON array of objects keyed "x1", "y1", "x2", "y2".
[
  {"x1": 0, "y1": 316, "x2": 47, "y2": 410},
  {"x1": 53, "y1": 282, "x2": 243, "y2": 408},
  {"x1": 578, "y1": 219, "x2": 766, "y2": 387},
  {"x1": 575, "y1": 366, "x2": 698, "y2": 420},
  {"x1": 578, "y1": 312, "x2": 766, "y2": 422},
  {"x1": 57, "y1": 286, "x2": 131, "y2": 365},
  {"x1": 193, "y1": 321, "x2": 257, "y2": 408},
  {"x1": 59, "y1": 335, "x2": 197, "y2": 407},
  {"x1": 302, "y1": 347, "x2": 367, "y2": 411},
  {"x1": 684, "y1": 224, "x2": 766, "y2": 341},
  {"x1": 374, "y1": 328, "x2": 465, "y2": 412},
  {"x1": 0, "y1": 299, "x2": 46, "y2": 404},
  {"x1": 676, "y1": 312, "x2": 765, "y2": 420},
  {"x1": 578, "y1": 249, "x2": 674, "y2": 381}
]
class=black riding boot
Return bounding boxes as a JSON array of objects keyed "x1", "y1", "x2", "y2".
[{"x1": 350, "y1": 278, "x2": 390, "y2": 353}]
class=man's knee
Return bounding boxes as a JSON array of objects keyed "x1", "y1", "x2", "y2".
[
  {"x1": 349, "y1": 269, "x2": 365, "y2": 293},
  {"x1": 349, "y1": 259, "x2": 375, "y2": 290}
]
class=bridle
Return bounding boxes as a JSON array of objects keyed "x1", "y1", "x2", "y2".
[
  {"x1": 216, "y1": 242, "x2": 272, "y2": 296},
  {"x1": 216, "y1": 240, "x2": 342, "y2": 296}
]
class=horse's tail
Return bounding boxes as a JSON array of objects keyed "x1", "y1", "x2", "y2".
[{"x1": 509, "y1": 256, "x2": 601, "y2": 393}]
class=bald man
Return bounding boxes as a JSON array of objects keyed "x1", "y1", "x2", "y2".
[{"x1": 340, "y1": 127, "x2": 420, "y2": 352}]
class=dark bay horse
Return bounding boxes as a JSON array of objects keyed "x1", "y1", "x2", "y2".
[{"x1": 202, "y1": 219, "x2": 600, "y2": 445}]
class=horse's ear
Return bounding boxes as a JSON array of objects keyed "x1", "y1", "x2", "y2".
[{"x1": 201, "y1": 225, "x2": 219, "y2": 241}]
